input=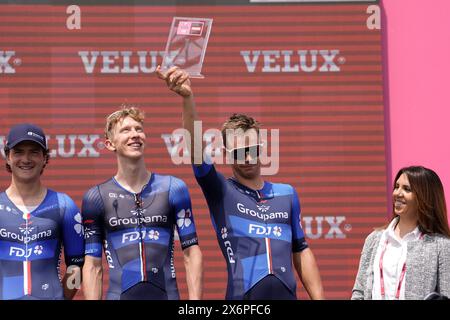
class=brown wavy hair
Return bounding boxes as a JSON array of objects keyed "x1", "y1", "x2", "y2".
[
  {"x1": 221, "y1": 113, "x2": 260, "y2": 149},
  {"x1": 390, "y1": 166, "x2": 450, "y2": 237}
]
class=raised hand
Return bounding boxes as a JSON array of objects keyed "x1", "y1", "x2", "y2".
[{"x1": 156, "y1": 65, "x2": 192, "y2": 97}]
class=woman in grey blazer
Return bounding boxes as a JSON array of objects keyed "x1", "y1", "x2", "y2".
[{"x1": 352, "y1": 166, "x2": 450, "y2": 300}]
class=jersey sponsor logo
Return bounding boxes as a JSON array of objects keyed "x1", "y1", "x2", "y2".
[
  {"x1": 33, "y1": 245, "x2": 43, "y2": 255},
  {"x1": 83, "y1": 219, "x2": 96, "y2": 239},
  {"x1": 169, "y1": 241, "x2": 176, "y2": 278},
  {"x1": 19, "y1": 224, "x2": 35, "y2": 236},
  {"x1": 176, "y1": 208, "x2": 192, "y2": 229},
  {"x1": 236, "y1": 203, "x2": 288, "y2": 221},
  {"x1": 223, "y1": 240, "x2": 236, "y2": 264},
  {"x1": 109, "y1": 193, "x2": 133, "y2": 200},
  {"x1": 248, "y1": 224, "x2": 282, "y2": 237},
  {"x1": 219, "y1": 227, "x2": 235, "y2": 264},
  {"x1": 27, "y1": 131, "x2": 44, "y2": 141},
  {"x1": 121, "y1": 229, "x2": 161, "y2": 243},
  {"x1": 0, "y1": 228, "x2": 52, "y2": 244},
  {"x1": 148, "y1": 230, "x2": 159, "y2": 240},
  {"x1": 221, "y1": 227, "x2": 228, "y2": 239},
  {"x1": 104, "y1": 239, "x2": 114, "y2": 269},
  {"x1": 256, "y1": 204, "x2": 270, "y2": 213},
  {"x1": 109, "y1": 215, "x2": 167, "y2": 227},
  {"x1": 71, "y1": 257, "x2": 84, "y2": 264},
  {"x1": 73, "y1": 212, "x2": 84, "y2": 236},
  {"x1": 32, "y1": 204, "x2": 58, "y2": 216},
  {"x1": 9, "y1": 244, "x2": 44, "y2": 258},
  {"x1": 0, "y1": 205, "x2": 18, "y2": 214},
  {"x1": 84, "y1": 228, "x2": 96, "y2": 239},
  {"x1": 181, "y1": 237, "x2": 198, "y2": 248}
]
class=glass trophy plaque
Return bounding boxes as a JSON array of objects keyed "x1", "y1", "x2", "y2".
[{"x1": 161, "y1": 17, "x2": 213, "y2": 78}]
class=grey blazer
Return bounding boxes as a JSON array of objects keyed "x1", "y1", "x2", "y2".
[{"x1": 351, "y1": 230, "x2": 450, "y2": 300}]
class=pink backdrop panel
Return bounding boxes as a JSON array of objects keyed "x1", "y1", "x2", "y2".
[{"x1": 383, "y1": 0, "x2": 450, "y2": 216}]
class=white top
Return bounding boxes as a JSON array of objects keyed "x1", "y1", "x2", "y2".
[{"x1": 371, "y1": 217, "x2": 421, "y2": 300}]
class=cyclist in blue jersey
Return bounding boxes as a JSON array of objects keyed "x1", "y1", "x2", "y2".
[
  {"x1": 81, "y1": 103, "x2": 203, "y2": 300},
  {"x1": 157, "y1": 66, "x2": 324, "y2": 300},
  {"x1": 0, "y1": 123, "x2": 84, "y2": 300}
]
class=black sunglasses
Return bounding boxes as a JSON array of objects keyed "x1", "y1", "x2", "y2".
[{"x1": 226, "y1": 144, "x2": 263, "y2": 161}]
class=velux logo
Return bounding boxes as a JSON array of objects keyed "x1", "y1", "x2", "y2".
[
  {"x1": 0, "y1": 134, "x2": 101, "y2": 159},
  {"x1": 241, "y1": 50, "x2": 344, "y2": 73},
  {"x1": 78, "y1": 50, "x2": 177, "y2": 74},
  {"x1": 302, "y1": 216, "x2": 350, "y2": 239}
]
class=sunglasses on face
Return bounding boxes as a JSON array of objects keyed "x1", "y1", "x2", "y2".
[{"x1": 225, "y1": 144, "x2": 263, "y2": 161}]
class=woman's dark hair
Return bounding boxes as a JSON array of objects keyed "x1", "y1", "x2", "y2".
[{"x1": 391, "y1": 166, "x2": 450, "y2": 237}]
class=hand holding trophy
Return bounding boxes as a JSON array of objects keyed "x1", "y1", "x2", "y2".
[
  {"x1": 160, "y1": 17, "x2": 213, "y2": 79},
  {"x1": 156, "y1": 65, "x2": 192, "y2": 97}
]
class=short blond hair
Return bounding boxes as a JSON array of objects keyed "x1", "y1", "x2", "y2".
[{"x1": 105, "y1": 104, "x2": 145, "y2": 139}]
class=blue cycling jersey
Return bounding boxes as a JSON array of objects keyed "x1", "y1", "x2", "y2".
[
  {"x1": 193, "y1": 162, "x2": 308, "y2": 300},
  {"x1": 82, "y1": 173, "x2": 198, "y2": 300},
  {"x1": 0, "y1": 190, "x2": 85, "y2": 300}
]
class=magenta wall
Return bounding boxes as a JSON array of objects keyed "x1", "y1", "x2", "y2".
[{"x1": 382, "y1": 0, "x2": 450, "y2": 216}]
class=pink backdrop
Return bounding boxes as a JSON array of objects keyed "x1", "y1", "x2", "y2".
[{"x1": 382, "y1": 0, "x2": 450, "y2": 218}]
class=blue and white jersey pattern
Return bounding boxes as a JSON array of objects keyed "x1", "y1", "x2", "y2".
[
  {"x1": 0, "y1": 190, "x2": 85, "y2": 300},
  {"x1": 193, "y1": 162, "x2": 308, "y2": 300},
  {"x1": 82, "y1": 174, "x2": 198, "y2": 300}
]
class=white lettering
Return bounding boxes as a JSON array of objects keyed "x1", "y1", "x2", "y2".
[
  {"x1": 366, "y1": 5, "x2": 381, "y2": 30},
  {"x1": 101, "y1": 51, "x2": 120, "y2": 73},
  {"x1": 79, "y1": 50, "x2": 176, "y2": 74},
  {"x1": 78, "y1": 51, "x2": 98, "y2": 74},
  {"x1": 302, "y1": 216, "x2": 347, "y2": 239},
  {"x1": 240, "y1": 49, "x2": 342, "y2": 73},
  {"x1": 236, "y1": 203, "x2": 288, "y2": 221},
  {"x1": 240, "y1": 50, "x2": 260, "y2": 73},
  {"x1": 1, "y1": 228, "x2": 52, "y2": 244},
  {"x1": 262, "y1": 50, "x2": 281, "y2": 72},
  {"x1": 0, "y1": 134, "x2": 102, "y2": 159},
  {"x1": 224, "y1": 240, "x2": 235, "y2": 264},
  {"x1": 109, "y1": 215, "x2": 167, "y2": 227},
  {"x1": 66, "y1": 5, "x2": 81, "y2": 30}
]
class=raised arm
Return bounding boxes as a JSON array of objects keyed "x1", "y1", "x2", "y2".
[{"x1": 156, "y1": 65, "x2": 201, "y2": 164}]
